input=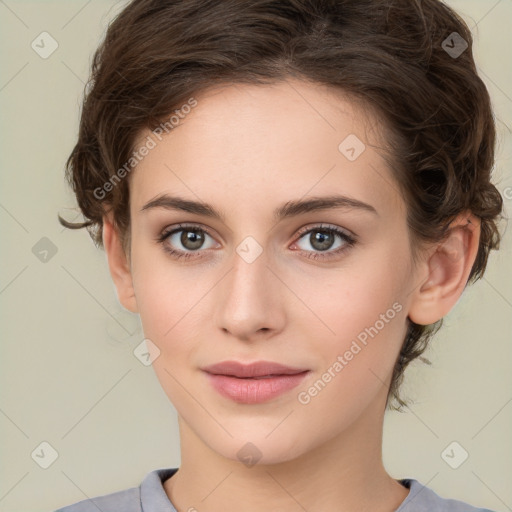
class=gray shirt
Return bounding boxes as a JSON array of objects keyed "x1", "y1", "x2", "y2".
[{"x1": 54, "y1": 467, "x2": 496, "y2": 512}]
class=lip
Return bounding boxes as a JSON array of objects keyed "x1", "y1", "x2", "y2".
[
  {"x1": 201, "y1": 360, "x2": 310, "y2": 404},
  {"x1": 201, "y1": 360, "x2": 309, "y2": 378}
]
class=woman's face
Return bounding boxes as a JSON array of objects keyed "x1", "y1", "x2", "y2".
[{"x1": 125, "y1": 79, "x2": 422, "y2": 464}]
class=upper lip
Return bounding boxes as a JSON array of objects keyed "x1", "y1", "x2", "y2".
[{"x1": 201, "y1": 360, "x2": 309, "y2": 378}]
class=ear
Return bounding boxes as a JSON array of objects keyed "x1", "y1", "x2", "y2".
[
  {"x1": 102, "y1": 211, "x2": 138, "y2": 313},
  {"x1": 408, "y1": 212, "x2": 481, "y2": 325}
]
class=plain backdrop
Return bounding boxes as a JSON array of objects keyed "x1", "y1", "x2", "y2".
[{"x1": 0, "y1": 1, "x2": 511, "y2": 511}]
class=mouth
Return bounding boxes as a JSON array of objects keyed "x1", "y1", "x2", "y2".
[
  {"x1": 229, "y1": 374, "x2": 299, "y2": 380},
  {"x1": 201, "y1": 360, "x2": 310, "y2": 404},
  {"x1": 201, "y1": 360, "x2": 309, "y2": 378}
]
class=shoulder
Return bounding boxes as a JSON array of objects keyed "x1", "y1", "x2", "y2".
[
  {"x1": 53, "y1": 467, "x2": 179, "y2": 512},
  {"x1": 397, "y1": 479, "x2": 497, "y2": 512},
  {"x1": 53, "y1": 487, "x2": 140, "y2": 512}
]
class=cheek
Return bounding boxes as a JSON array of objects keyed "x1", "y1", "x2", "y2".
[
  {"x1": 130, "y1": 256, "x2": 209, "y2": 409},
  {"x1": 131, "y1": 240, "x2": 210, "y2": 339},
  {"x1": 291, "y1": 283, "x2": 408, "y2": 440},
  {"x1": 298, "y1": 246, "x2": 411, "y2": 392},
  {"x1": 134, "y1": 264, "x2": 205, "y2": 408}
]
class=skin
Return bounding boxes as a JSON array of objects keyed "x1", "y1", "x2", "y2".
[{"x1": 102, "y1": 78, "x2": 480, "y2": 512}]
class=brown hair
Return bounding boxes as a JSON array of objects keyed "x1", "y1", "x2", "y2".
[{"x1": 59, "y1": 0, "x2": 504, "y2": 409}]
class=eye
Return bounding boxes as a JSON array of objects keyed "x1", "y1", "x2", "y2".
[
  {"x1": 292, "y1": 224, "x2": 356, "y2": 260},
  {"x1": 156, "y1": 223, "x2": 218, "y2": 260},
  {"x1": 156, "y1": 222, "x2": 356, "y2": 262}
]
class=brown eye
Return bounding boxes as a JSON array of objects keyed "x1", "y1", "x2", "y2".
[
  {"x1": 293, "y1": 224, "x2": 356, "y2": 260},
  {"x1": 157, "y1": 224, "x2": 218, "y2": 260},
  {"x1": 178, "y1": 229, "x2": 206, "y2": 250}
]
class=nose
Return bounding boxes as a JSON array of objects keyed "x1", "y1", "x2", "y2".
[{"x1": 213, "y1": 242, "x2": 286, "y2": 342}]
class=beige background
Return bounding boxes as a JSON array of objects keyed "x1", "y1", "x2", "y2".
[{"x1": 0, "y1": 1, "x2": 511, "y2": 511}]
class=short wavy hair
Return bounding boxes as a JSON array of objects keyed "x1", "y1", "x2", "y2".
[{"x1": 59, "y1": 0, "x2": 505, "y2": 409}]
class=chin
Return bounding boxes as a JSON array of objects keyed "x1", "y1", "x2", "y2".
[{"x1": 200, "y1": 423, "x2": 313, "y2": 467}]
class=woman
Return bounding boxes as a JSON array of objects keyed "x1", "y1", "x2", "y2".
[{"x1": 56, "y1": 0, "x2": 504, "y2": 510}]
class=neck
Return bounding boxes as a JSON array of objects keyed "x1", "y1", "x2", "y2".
[{"x1": 164, "y1": 391, "x2": 409, "y2": 512}]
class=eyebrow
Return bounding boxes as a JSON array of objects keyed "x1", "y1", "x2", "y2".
[{"x1": 140, "y1": 193, "x2": 378, "y2": 221}]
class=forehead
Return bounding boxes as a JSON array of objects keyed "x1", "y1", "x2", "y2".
[{"x1": 129, "y1": 79, "x2": 403, "y2": 219}]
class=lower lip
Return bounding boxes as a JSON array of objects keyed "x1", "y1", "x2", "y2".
[{"x1": 204, "y1": 371, "x2": 310, "y2": 404}]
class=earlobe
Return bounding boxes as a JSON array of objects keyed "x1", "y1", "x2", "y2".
[
  {"x1": 408, "y1": 213, "x2": 481, "y2": 325},
  {"x1": 102, "y1": 212, "x2": 138, "y2": 314}
]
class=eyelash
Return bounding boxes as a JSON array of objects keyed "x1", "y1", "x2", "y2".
[{"x1": 156, "y1": 223, "x2": 357, "y2": 261}]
